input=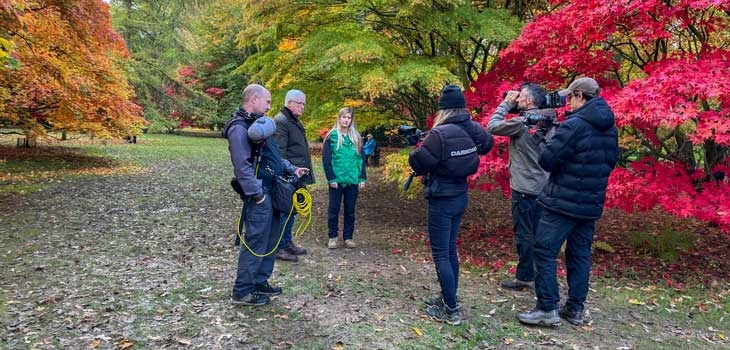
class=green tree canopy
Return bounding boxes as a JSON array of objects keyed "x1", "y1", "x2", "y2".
[
  {"x1": 235, "y1": 0, "x2": 523, "y2": 134},
  {"x1": 110, "y1": 0, "x2": 216, "y2": 132}
]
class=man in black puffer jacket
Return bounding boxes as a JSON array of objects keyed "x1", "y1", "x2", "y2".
[
  {"x1": 518, "y1": 77, "x2": 618, "y2": 327},
  {"x1": 409, "y1": 84, "x2": 493, "y2": 326}
]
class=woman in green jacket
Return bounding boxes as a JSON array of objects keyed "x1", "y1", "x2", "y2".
[{"x1": 322, "y1": 107, "x2": 367, "y2": 249}]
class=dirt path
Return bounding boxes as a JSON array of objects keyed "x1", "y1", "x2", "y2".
[{"x1": 1, "y1": 140, "x2": 726, "y2": 349}]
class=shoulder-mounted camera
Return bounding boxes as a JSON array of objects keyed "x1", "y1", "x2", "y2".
[{"x1": 502, "y1": 90, "x2": 567, "y2": 114}]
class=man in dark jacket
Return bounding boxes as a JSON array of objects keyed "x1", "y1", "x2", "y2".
[
  {"x1": 518, "y1": 77, "x2": 618, "y2": 327},
  {"x1": 224, "y1": 84, "x2": 309, "y2": 307},
  {"x1": 487, "y1": 83, "x2": 555, "y2": 292},
  {"x1": 272, "y1": 89, "x2": 313, "y2": 262}
]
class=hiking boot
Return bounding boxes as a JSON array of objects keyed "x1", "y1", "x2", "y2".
[
  {"x1": 423, "y1": 294, "x2": 460, "y2": 308},
  {"x1": 344, "y1": 239, "x2": 357, "y2": 248},
  {"x1": 425, "y1": 302, "x2": 461, "y2": 326},
  {"x1": 559, "y1": 305, "x2": 585, "y2": 326},
  {"x1": 254, "y1": 281, "x2": 282, "y2": 296},
  {"x1": 285, "y1": 241, "x2": 307, "y2": 255},
  {"x1": 518, "y1": 308, "x2": 561, "y2": 326},
  {"x1": 275, "y1": 249, "x2": 298, "y2": 262},
  {"x1": 500, "y1": 279, "x2": 534, "y2": 291},
  {"x1": 327, "y1": 238, "x2": 338, "y2": 249},
  {"x1": 231, "y1": 292, "x2": 270, "y2": 307}
]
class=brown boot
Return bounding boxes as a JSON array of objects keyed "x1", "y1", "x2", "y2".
[
  {"x1": 285, "y1": 241, "x2": 307, "y2": 255},
  {"x1": 275, "y1": 249, "x2": 298, "y2": 262}
]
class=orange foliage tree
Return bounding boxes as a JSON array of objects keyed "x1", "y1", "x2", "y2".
[{"x1": 0, "y1": 0, "x2": 143, "y2": 140}]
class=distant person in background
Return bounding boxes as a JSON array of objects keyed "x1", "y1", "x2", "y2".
[
  {"x1": 363, "y1": 134, "x2": 376, "y2": 166},
  {"x1": 273, "y1": 89, "x2": 313, "y2": 263},
  {"x1": 322, "y1": 107, "x2": 366, "y2": 249},
  {"x1": 408, "y1": 85, "x2": 493, "y2": 326}
]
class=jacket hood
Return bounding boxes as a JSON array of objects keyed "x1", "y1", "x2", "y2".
[
  {"x1": 222, "y1": 107, "x2": 259, "y2": 139},
  {"x1": 567, "y1": 97, "x2": 615, "y2": 131},
  {"x1": 441, "y1": 112, "x2": 471, "y2": 125}
]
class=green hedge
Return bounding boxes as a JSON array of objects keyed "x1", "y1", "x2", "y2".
[{"x1": 174, "y1": 129, "x2": 222, "y2": 138}]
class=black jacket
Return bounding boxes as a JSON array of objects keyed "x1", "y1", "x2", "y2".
[
  {"x1": 274, "y1": 107, "x2": 315, "y2": 184},
  {"x1": 538, "y1": 97, "x2": 619, "y2": 219},
  {"x1": 409, "y1": 113, "x2": 493, "y2": 198}
]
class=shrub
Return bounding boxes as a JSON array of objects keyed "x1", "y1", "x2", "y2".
[
  {"x1": 627, "y1": 227, "x2": 696, "y2": 262},
  {"x1": 382, "y1": 150, "x2": 421, "y2": 199}
]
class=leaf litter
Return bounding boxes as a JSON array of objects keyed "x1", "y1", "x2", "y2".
[{"x1": 0, "y1": 140, "x2": 727, "y2": 349}]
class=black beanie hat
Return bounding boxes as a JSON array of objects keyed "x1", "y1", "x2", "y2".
[{"x1": 438, "y1": 84, "x2": 466, "y2": 110}]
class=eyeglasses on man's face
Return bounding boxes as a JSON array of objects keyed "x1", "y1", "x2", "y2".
[{"x1": 291, "y1": 100, "x2": 306, "y2": 106}]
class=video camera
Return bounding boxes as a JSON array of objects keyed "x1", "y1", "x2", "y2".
[
  {"x1": 397, "y1": 125, "x2": 423, "y2": 146},
  {"x1": 524, "y1": 113, "x2": 556, "y2": 130},
  {"x1": 503, "y1": 90, "x2": 567, "y2": 113},
  {"x1": 524, "y1": 112, "x2": 559, "y2": 143},
  {"x1": 541, "y1": 91, "x2": 566, "y2": 109},
  {"x1": 397, "y1": 125, "x2": 424, "y2": 191}
]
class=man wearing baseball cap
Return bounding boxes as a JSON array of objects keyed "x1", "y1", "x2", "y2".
[{"x1": 518, "y1": 77, "x2": 619, "y2": 327}]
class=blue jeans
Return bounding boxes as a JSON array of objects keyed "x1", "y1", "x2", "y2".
[
  {"x1": 511, "y1": 190, "x2": 542, "y2": 282},
  {"x1": 277, "y1": 213, "x2": 295, "y2": 250},
  {"x1": 328, "y1": 184, "x2": 359, "y2": 240},
  {"x1": 428, "y1": 193, "x2": 468, "y2": 309},
  {"x1": 232, "y1": 195, "x2": 281, "y2": 298},
  {"x1": 533, "y1": 209, "x2": 595, "y2": 313}
]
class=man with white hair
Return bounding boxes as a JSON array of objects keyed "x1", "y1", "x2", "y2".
[{"x1": 273, "y1": 89, "x2": 313, "y2": 262}]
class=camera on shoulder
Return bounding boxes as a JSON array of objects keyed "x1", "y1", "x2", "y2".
[
  {"x1": 542, "y1": 91, "x2": 566, "y2": 109},
  {"x1": 502, "y1": 90, "x2": 567, "y2": 114}
]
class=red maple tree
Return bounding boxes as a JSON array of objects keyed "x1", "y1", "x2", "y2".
[
  {"x1": 466, "y1": 0, "x2": 730, "y2": 231},
  {"x1": 0, "y1": 0, "x2": 144, "y2": 139}
]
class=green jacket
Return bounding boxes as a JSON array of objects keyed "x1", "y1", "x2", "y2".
[{"x1": 322, "y1": 130, "x2": 366, "y2": 185}]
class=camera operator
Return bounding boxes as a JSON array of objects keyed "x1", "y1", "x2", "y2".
[
  {"x1": 487, "y1": 83, "x2": 556, "y2": 292},
  {"x1": 408, "y1": 85, "x2": 493, "y2": 325},
  {"x1": 518, "y1": 77, "x2": 618, "y2": 327}
]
